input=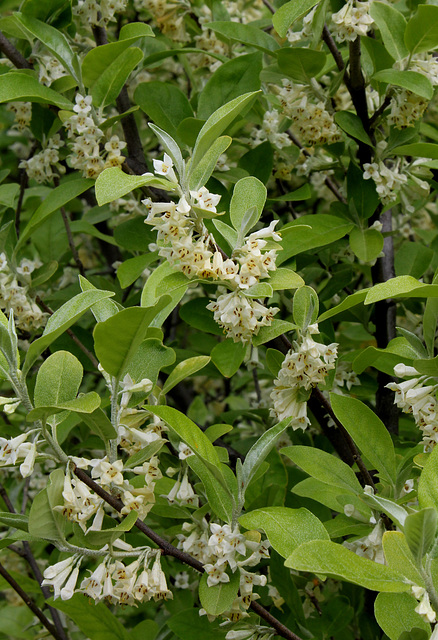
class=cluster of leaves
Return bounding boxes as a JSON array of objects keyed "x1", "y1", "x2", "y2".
[{"x1": 3, "y1": 0, "x2": 438, "y2": 640}]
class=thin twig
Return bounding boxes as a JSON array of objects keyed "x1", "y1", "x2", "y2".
[
  {"x1": 53, "y1": 177, "x2": 86, "y2": 277},
  {"x1": 0, "y1": 563, "x2": 64, "y2": 640},
  {"x1": 35, "y1": 296, "x2": 99, "y2": 369},
  {"x1": 369, "y1": 95, "x2": 392, "y2": 128},
  {"x1": 73, "y1": 467, "x2": 303, "y2": 640},
  {"x1": 322, "y1": 25, "x2": 346, "y2": 73},
  {"x1": 15, "y1": 170, "x2": 28, "y2": 238},
  {"x1": 261, "y1": 0, "x2": 275, "y2": 14},
  {"x1": 0, "y1": 30, "x2": 33, "y2": 69}
]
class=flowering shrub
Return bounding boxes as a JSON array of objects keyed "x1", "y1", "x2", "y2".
[{"x1": 3, "y1": 1, "x2": 438, "y2": 639}]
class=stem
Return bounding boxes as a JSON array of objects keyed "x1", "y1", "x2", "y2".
[
  {"x1": 0, "y1": 563, "x2": 65, "y2": 640},
  {"x1": 73, "y1": 466, "x2": 303, "y2": 640},
  {"x1": 0, "y1": 30, "x2": 33, "y2": 69},
  {"x1": 15, "y1": 169, "x2": 28, "y2": 238}
]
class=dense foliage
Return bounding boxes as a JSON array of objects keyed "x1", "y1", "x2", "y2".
[{"x1": 3, "y1": 0, "x2": 438, "y2": 639}]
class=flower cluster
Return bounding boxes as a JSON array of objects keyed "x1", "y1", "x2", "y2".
[
  {"x1": 144, "y1": 153, "x2": 281, "y2": 343},
  {"x1": 137, "y1": 0, "x2": 190, "y2": 42},
  {"x1": 330, "y1": 0, "x2": 374, "y2": 43},
  {"x1": 0, "y1": 253, "x2": 46, "y2": 332},
  {"x1": 363, "y1": 160, "x2": 407, "y2": 204},
  {"x1": 388, "y1": 90, "x2": 429, "y2": 130},
  {"x1": 0, "y1": 432, "x2": 38, "y2": 478},
  {"x1": 19, "y1": 134, "x2": 65, "y2": 184},
  {"x1": 270, "y1": 324, "x2": 338, "y2": 428},
  {"x1": 387, "y1": 364, "x2": 438, "y2": 451},
  {"x1": 343, "y1": 519, "x2": 385, "y2": 563},
  {"x1": 73, "y1": 0, "x2": 128, "y2": 26},
  {"x1": 278, "y1": 80, "x2": 341, "y2": 147},
  {"x1": 7, "y1": 102, "x2": 32, "y2": 132},
  {"x1": 37, "y1": 55, "x2": 69, "y2": 86},
  {"x1": 412, "y1": 585, "x2": 437, "y2": 624},
  {"x1": 163, "y1": 468, "x2": 199, "y2": 507},
  {"x1": 250, "y1": 110, "x2": 291, "y2": 150},
  {"x1": 177, "y1": 520, "x2": 269, "y2": 620}
]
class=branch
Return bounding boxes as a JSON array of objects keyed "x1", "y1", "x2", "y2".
[
  {"x1": 73, "y1": 467, "x2": 303, "y2": 640},
  {"x1": 0, "y1": 483, "x2": 68, "y2": 640},
  {"x1": 0, "y1": 30, "x2": 33, "y2": 69}
]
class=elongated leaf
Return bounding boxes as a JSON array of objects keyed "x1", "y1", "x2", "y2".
[
  {"x1": 0, "y1": 71, "x2": 73, "y2": 109},
  {"x1": 124, "y1": 440, "x2": 165, "y2": 470},
  {"x1": 27, "y1": 391, "x2": 101, "y2": 421},
  {"x1": 418, "y1": 443, "x2": 438, "y2": 512},
  {"x1": 92, "y1": 47, "x2": 143, "y2": 108},
  {"x1": 23, "y1": 290, "x2": 115, "y2": 375},
  {"x1": 80, "y1": 408, "x2": 117, "y2": 442},
  {"x1": 239, "y1": 507, "x2": 328, "y2": 558},
  {"x1": 211, "y1": 340, "x2": 246, "y2": 378},
  {"x1": 273, "y1": 0, "x2": 320, "y2": 37},
  {"x1": 188, "y1": 456, "x2": 233, "y2": 522},
  {"x1": 84, "y1": 510, "x2": 138, "y2": 546},
  {"x1": 330, "y1": 394, "x2": 396, "y2": 485},
  {"x1": 334, "y1": 111, "x2": 373, "y2": 146},
  {"x1": 191, "y1": 91, "x2": 260, "y2": 171},
  {"x1": 278, "y1": 215, "x2": 353, "y2": 264},
  {"x1": 393, "y1": 143, "x2": 438, "y2": 159},
  {"x1": 370, "y1": 2, "x2": 408, "y2": 60},
  {"x1": 28, "y1": 468, "x2": 65, "y2": 541},
  {"x1": 16, "y1": 177, "x2": 94, "y2": 251},
  {"x1": 95, "y1": 167, "x2": 177, "y2": 206},
  {"x1": 135, "y1": 81, "x2": 193, "y2": 142},
  {"x1": 382, "y1": 531, "x2": 425, "y2": 586},
  {"x1": 365, "y1": 276, "x2": 438, "y2": 304},
  {"x1": 208, "y1": 21, "x2": 279, "y2": 53},
  {"x1": 281, "y1": 445, "x2": 363, "y2": 493},
  {"x1": 375, "y1": 593, "x2": 431, "y2": 640},
  {"x1": 34, "y1": 350, "x2": 83, "y2": 407},
  {"x1": 373, "y1": 70, "x2": 433, "y2": 100},
  {"x1": 13, "y1": 13, "x2": 80, "y2": 81},
  {"x1": 405, "y1": 509, "x2": 437, "y2": 565},
  {"x1": 148, "y1": 123, "x2": 184, "y2": 180},
  {"x1": 360, "y1": 493, "x2": 409, "y2": 528},
  {"x1": 188, "y1": 135, "x2": 232, "y2": 191},
  {"x1": 318, "y1": 289, "x2": 369, "y2": 322},
  {"x1": 0, "y1": 512, "x2": 29, "y2": 532},
  {"x1": 287, "y1": 540, "x2": 410, "y2": 592},
  {"x1": 79, "y1": 275, "x2": 120, "y2": 323},
  {"x1": 117, "y1": 254, "x2": 158, "y2": 289},
  {"x1": 199, "y1": 570, "x2": 240, "y2": 616},
  {"x1": 230, "y1": 176, "x2": 266, "y2": 233},
  {"x1": 277, "y1": 48, "x2": 327, "y2": 84},
  {"x1": 49, "y1": 593, "x2": 128, "y2": 640},
  {"x1": 405, "y1": 4, "x2": 438, "y2": 55},
  {"x1": 93, "y1": 300, "x2": 170, "y2": 380},
  {"x1": 161, "y1": 356, "x2": 211, "y2": 395}
]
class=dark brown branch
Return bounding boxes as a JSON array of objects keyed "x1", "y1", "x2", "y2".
[
  {"x1": 261, "y1": 0, "x2": 275, "y2": 14},
  {"x1": 322, "y1": 25, "x2": 346, "y2": 73},
  {"x1": 73, "y1": 466, "x2": 303, "y2": 640},
  {"x1": 0, "y1": 30, "x2": 33, "y2": 69},
  {"x1": 0, "y1": 563, "x2": 64, "y2": 640},
  {"x1": 0, "y1": 483, "x2": 68, "y2": 640},
  {"x1": 35, "y1": 297, "x2": 99, "y2": 369},
  {"x1": 369, "y1": 95, "x2": 392, "y2": 128},
  {"x1": 15, "y1": 170, "x2": 28, "y2": 238}
]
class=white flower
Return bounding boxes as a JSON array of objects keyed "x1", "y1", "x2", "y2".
[
  {"x1": 19, "y1": 442, "x2": 37, "y2": 478},
  {"x1": 415, "y1": 591, "x2": 437, "y2": 623},
  {"x1": 42, "y1": 556, "x2": 76, "y2": 600},
  {"x1": 153, "y1": 153, "x2": 178, "y2": 183}
]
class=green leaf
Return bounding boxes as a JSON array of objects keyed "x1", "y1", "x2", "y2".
[
  {"x1": 365, "y1": 275, "x2": 438, "y2": 304},
  {"x1": 370, "y1": 2, "x2": 408, "y2": 60},
  {"x1": 82, "y1": 23, "x2": 154, "y2": 87},
  {"x1": 93, "y1": 301, "x2": 170, "y2": 380},
  {"x1": 374, "y1": 593, "x2": 431, "y2": 640},
  {"x1": 187, "y1": 455, "x2": 234, "y2": 522},
  {"x1": 28, "y1": 468, "x2": 65, "y2": 541},
  {"x1": 278, "y1": 215, "x2": 354, "y2": 264},
  {"x1": 148, "y1": 123, "x2": 184, "y2": 179},
  {"x1": 287, "y1": 539, "x2": 410, "y2": 592},
  {"x1": 252, "y1": 319, "x2": 297, "y2": 346},
  {"x1": 418, "y1": 443, "x2": 438, "y2": 511},
  {"x1": 80, "y1": 408, "x2": 117, "y2": 442},
  {"x1": 293, "y1": 478, "x2": 372, "y2": 517},
  {"x1": 161, "y1": 356, "x2": 211, "y2": 395},
  {"x1": 23, "y1": 290, "x2": 115, "y2": 376},
  {"x1": 243, "y1": 282, "x2": 273, "y2": 299},
  {"x1": 83, "y1": 510, "x2": 138, "y2": 546},
  {"x1": 277, "y1": 48, "x2": 327, "y2": 84},
  {"x1": 330, "y1": 394, "x2": 396, "y2": 485},
  {"x1": 197, "y1": 53, "x2": 263, "y2": 120},
  {"x1": 230, "y1": 176, "x2": 266, "y2": 234},
  {"x1": 372, "y1": 70, "x2": 433, "y2": 100},
  {"x1": 127, "y1": 338, "x2": 176, "y2": 388},
  {"x1": 395, "y1": 242, "x2": 434, "y2": 279},
  {"x1": 13, "y1": 13, "x2": 80, "y2": 81},
  {"x1": 239, "y1": 417, "x2": 291, "y2": 500},
  {"x1": 382, "y1": 531, "x2": 425, "y2": 586},
  {"x1": 199, "y1": 570, "x2": 240, "y2": 616},
  {"x1": 0, "y1": 512, "x2": 28, "y2": 532},
  {"x1": 20, "y1": 0, "x2": 71, "y2": 26},
  {"x1": 334, "y1": 111, "x2": 373, "y2": 146},
  {"x1": 239, "y1": 506, "x2": 328, "y2": 559},
  {"x1": 405, "y1": 509, "x2": 438, "y2": 566},
  {"x1": 204, "y1": 424, "x2": 233, "y2": 442},
  {"x1": 78, "y1": 275, "x2": 120, "y2": 323},
  {"x1": 347, "y1": 162, "x2": 379, "y2": 220},
  {"x1": 117, "y1": 254, "x2": 158, "y2": 289},
  {"x1": 273, "y1": 0, "x2": 320, "y2": 38},
  {"x1": 405, "y1": 4, "x2": 438, "y2": 55},
  {"x1": 179, "y1": 298, "x2": 224, "y2": 336},
  {"x1": 360, "y1": 493, "x2": 409, "y2": 529},
  {"x1": 95, "y1": 167, "x2": 177, "y2": 207},
  {"x1": 27, "y1": 391, "x2": 101, "y2": 421},
  {"x1": 207, "y1": 21, "x2": 279, "y2": 53},
  {"x1": 134, "y1": 81, "x2": 193, "y2": 142},
  {"x1": 16, "y1": 177, "x2": 94, "y2": 251},
  {"x1": 191, "y1": 91, "x2": 260, "y2": 172},
  {"x1": 293, "y1": 285, "x2": 319, "y2": 330},
  {"x1": 188, "y1": 136, "x2": 232, "y2": 191},
  {"x1": 34, "y1": 350, "x2": 82, "y2": 407},
  {"x1": 393, "y1": 142, "x2": 438, "y2": 159},
  {"x1": 49, "y1": 593, "x2": 128, "y2": 640},
  {"x1": 318, "y1": 289, "x2": 369, "y2": 322},
  {"x1": 267, "y1": 183, "x2": 311, "y2": 203},
  {"x1": 212, "y1": 219, "x2": 238, "y2": 249},
  {"x1": 0, "y1": 183, "x2": 19, "y2": 208},
  {"x1": 424, "y1": 269, "x2": 438, "y2": 357},
  {"x1": 167, "y1": 608, "x2": 227, "y2": 640},
  {"x1": 0, "y1": 71, "x2": 73, "y2": 109},
  {"x1": 124, "y1": 440, "x2": 165, "y2": 470},
  {"x1": 92, "y1": 47, "x2": 144, "y2": 108},
  {"x1": 140, "y1": 263, "x2": 190, "y2": 327},
  {"x1": 281, "y1": 445, "x2": 363, "y2": 493},
  {"x1": 211, "y1": 340, "x2": 246, "y2": 377}
]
